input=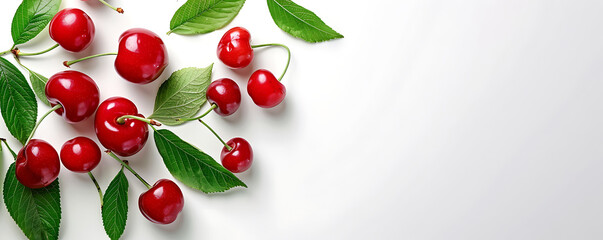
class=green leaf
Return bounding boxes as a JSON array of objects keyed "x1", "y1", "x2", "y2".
[
  {"x1": 154, "y1": 129, "x2": 247, "y2": 193},
  {"x1": 0, "y1": 57, "x2": 38, "y2": 144},
  {"x1": 102, "y1": 168, "x2": 129, "y2": 240},
  {"x1": 149, "y1": 64, "x2": 213, "y2": 126},
  {"x1": 267, "y1": 0, "x2": 343, "y2": 42},
  {"x1": 168, "y1": 0, "x2": 246, "y2": 35},
  {"x1": 3, "y1": 163, "x2": 61, "y2": 240},
  {"x1": 28, "y1": 69, "x2": 50, "y2": 106},
  {"x1": 11, "y1": 0, "x2": 62, "y2": 45}
]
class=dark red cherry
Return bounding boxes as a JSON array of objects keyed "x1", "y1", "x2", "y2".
[
  {"x1": 60, "y1": 137, "x2": 101, "y2": 173},
  {"x1": 221, "y1": 137, "x2": 253, "y2": 173},
  {"x1": 115, "y1": 28, "x2": 168, "y2": 84},
  {"x1": 247, "y1": 69, "x2": 286, "y2": 108},
  {"x1": 95, "y1": 97, "x2": 149, "y2": 156},
  {"x1": 206, "y1": 78, "x2": 241, "y2": 116},
  {"x1": 16, "y1": 139, "x2": 60, "y2": 189},
  {"x1": 46, "y1": 70, "x2": 100, "y2": 123},
  {"x1": 217, "y1": 27, "x2": 253, "y2": 69},
  {"x1": 49, "y1": 8, "x2": 95, "y2": 52},
  {"x1": 138, "y1": 179, "x2": 184, "y2": 224}
]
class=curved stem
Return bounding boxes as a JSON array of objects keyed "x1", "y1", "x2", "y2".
[
  {"x1": 251, "y1": 43, "x2": 291, "y2": 81},
  {"x1": 64, "y1": 52, "x2": 117, "y2": 67},
  {"x1": 98, "y1": 0, "x2": 124, "y2": 13},
  {"x1": 177, "y1": 104, "x2": 217, "y2": 122},
  {"x1": 25, "y1": 104, "x2": 62, "y2": 146},
  {"x1": 1, "y1": 138, "x2": 17, "y2": 158},
  {"x1": 16, "y1": 44, "x2": 59, "y2": 57},
  {"x1": 116, "y1": 115, "x2": 162, "y2": 126},
  {"x1": 199, "y1": 120, "x2": 232, "y2": 151},
  {"x1": 105, "y1": 150, "x2": 152, "y2": 189},
  {"x1": 88, "y1": 172, "x2": 104, "y2": 208}
]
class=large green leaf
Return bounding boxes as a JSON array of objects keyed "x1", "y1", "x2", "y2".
[
  {"x1": 3, "y1": 163, "x2": 61, "y2": 240},
  {"x1": 154, "y1": 129, "x2": 247, "y2": 193},
  {"x1": 28, "y1": 69, "x2": 50, "y2": 106},
  {"x1": 11, "y1": 0, "x2": 62, "y2": 45},
  {"x1": 267, "y1": 0, "x2": 343, "y2": 42},
  {"x1": 149, "y1": 64, "x2": 213, "y2": 126},
  {"x1": 168, "y1": 0, "x2": 246, "y2": 35},
  {"x1": 0, "y1": 57, "x2": 38, "y2": 144},
  {"x1": 102, "y1": 168, "x2": 129, "y2": 240}
]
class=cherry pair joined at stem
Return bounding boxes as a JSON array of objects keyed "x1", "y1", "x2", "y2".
[
  {"x1": 107, "y1": 151, "x2": 184, "y2": 224},
  {"x1": 64, "y1": 28, "x2": 168, "y2": 84},
  {"x1": 217, "y1": 27, "x2": 290, "y2": 109}
]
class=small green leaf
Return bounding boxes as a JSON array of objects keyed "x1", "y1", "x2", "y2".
[
  {"x1": 102, "y1": 168, "x2": 129, "y2": 240},
  {"x1": 169, "y1": 0, "x2": 246, "y2": 35},
  {"x1": 3, "y1": 163, "x2": 61, "y2": 240},
  {"x1": 149, "y1": 64, "x2": 213, "y2": 126},
  {"x1": 0, "y1": 57, "x2": 38, "y2": 144},
  {"x1": 267, "y1": 0, "x2": 343, "y2": 42},
  {"x1": 154, "y1": 129, "x2": 247, "y2": 193},
  {"x1": 28, "y1": 69, "x2": 50, "y2": 106},
  {"x1": 11, "y1": 0, "x2": 62, "y2": 45}
]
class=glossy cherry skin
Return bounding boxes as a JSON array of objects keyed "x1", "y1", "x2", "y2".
[
  {"x1": 95, "y1": 97, "x2": 149, "y2": 156},
  {"x1": 206, "y1": 78, "x2": 241, "y2": 116},
  {"x1": 49, "y1": 8, "x2": 95, "y2": 52},
  {"x1": 247, "y1": 69, "x2": 286, "y2": 108},
  {"x1": 115, "y1": 28, "x2": 168, "y2": 84},
  {"x1": 46, "y1": 70, "x2": 100, "y2": 123},
  {"x1": 16, "y1": 139, "x2": 60, "y2": 189},
  {"x1": 217, "y1": 27, "x2": 253, "y2": 69},
  {"x1": 60, "y1": 137, "x2": 101, "y2": 173},
  {"x1": 139, "y1": 179, "x2": 184, "y2": 224},
  {"x1": 221, "y1": 137, "x2": 253, "y2": 173}
]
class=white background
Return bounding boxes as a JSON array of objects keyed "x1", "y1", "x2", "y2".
[{"x1": 1, "y1": 0, "x2": 603, "y2": 239}]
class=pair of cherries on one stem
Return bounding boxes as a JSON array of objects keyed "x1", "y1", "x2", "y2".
[
  {"x1": 215, "y1": 27, "x2": 290, "y2": 109},
  {"x1": 51, "y1": 8, "x2": 168, "y2": 84}
]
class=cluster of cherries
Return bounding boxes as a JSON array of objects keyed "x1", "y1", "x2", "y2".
[
  {"x1": 204, "y1": 26, "x2": 291, "y2": 173},
  {"x1": 13, "y1": 5, "x2": 290, "y2": 226},
  {"x1": 17, "y1": 7, "x2": 180, "y2": 224}
]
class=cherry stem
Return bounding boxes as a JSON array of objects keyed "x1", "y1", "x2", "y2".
[
  {"x1": 25, "y1": 104, "x2": 62, "y2": 146},
  {"x1": 105, "y1": 150, "x2": 152, "y2": 189},
  {"x1": 88, "y1": 172, "x2": 104, "y2": 208},
  {"x1": 177, "y1": 104, "x2": 217, "y2": 122},
  {"x1": 16, "y1": 44, "x2": 59, "y2": 57},
  {"x1": 199, "y1": 119, "x2": 232, "y2": 151},
  {"x1": 116, "y1": 115, "x2": 162, "y2": 126},
  {"x1": 97, "y1": 0, "x2": 124, "y2": 13},
  {"x1": 0, "y1": 49, "x2": 12, "y2": 56},
  {"x1": 64, "y1": 52, "x2": 118, "y2": 67},
  {"x1": 251, "y1": 43, "x2": 291, "y2": 81},
  {"x1": 0, "y1": 138, "x2": 17, "y2": 158}
]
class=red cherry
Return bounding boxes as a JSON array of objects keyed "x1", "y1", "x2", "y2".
[
  {"x1": 206, "y1": 78, "x2": 241, "y2": 116},
  {"x1": 138, "y1": 179, "x2": 184, "y2": 224},
  {"x1": 60, "y1": 137, "x2": 101, "y2": 173},
  {"x1": 16, "y1": 139, "x2": 60, "y2": 189},
  {"x1": 46, "y1": 70, "x2": 100, "y2": 123},
  {"x1": 221, "y1": 137, "x2": 253, "y2": 173},
  {"x1": 49, "y1": 8, "x2": 95, "y2": 52},
  {"x1": 115, "y1": 28, "x2": 168, "y2": 84},
  {"x1": 95, "y1": 97, "x2": 149, "y2": 156},
  {"x1": 217, "y1": 27, "x2": 253, "y2": 69},
  {"x1": 247, "y1": 69, "x2": 286, "y2": 108}
]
